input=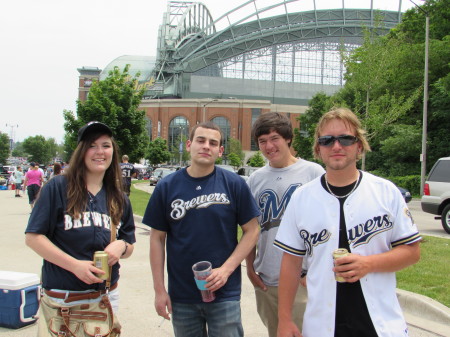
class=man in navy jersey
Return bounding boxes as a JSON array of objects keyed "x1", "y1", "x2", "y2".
[
  {"x1": 120, "y1": 155, "x2": 136, "y2": 196},
  {"x1": 143, "y1": 121, "x2": 260, "y2": 337}
]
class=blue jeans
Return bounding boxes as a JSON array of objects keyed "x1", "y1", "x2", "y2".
[{"x1": 172, "y1": 301, "x2": 243, "y2": 337}]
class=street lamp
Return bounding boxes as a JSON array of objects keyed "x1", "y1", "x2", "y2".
[
  {"x1": 178, "y1": 126, "x2": 183, "y2": 167},
  {"x1": 409, "y1": 0, "x2": 429, "y2": 195},
  {"x1": 6, "y1": 123, "x2": 18, "y2": 151},
  {"x1": 202, "y1": 99, "x2": 218, "y2": 122}
]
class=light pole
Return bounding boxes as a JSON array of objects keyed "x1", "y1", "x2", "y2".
[
  {"x1": 202, "y1": 99, "x2": 218, "y2": 122},
  {"x1": 409, "y1": 0, "x2": 429, "y2": 195},
  {"x1": 178, "y1": 126, "x2": 183, "y2": 167},
  {"x1": 6, "y1": 123, "x2": 18, "y2": 151}
]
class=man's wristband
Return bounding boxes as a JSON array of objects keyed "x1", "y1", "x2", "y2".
[{"x1": 121, "y1": 239, "x2": 128, "y2": 256}]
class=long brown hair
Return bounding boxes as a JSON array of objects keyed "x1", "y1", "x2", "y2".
[
  {"x1": 53, "y1": 162, "x2": 62, "y2": 176},
  {"x1": 65, "y1": 131, "x2": 124, "y2": 227}
]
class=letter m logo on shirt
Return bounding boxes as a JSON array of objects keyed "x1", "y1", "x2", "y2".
[{"x1": 258, "y1": 184, "x2": 300, "y2": 232}]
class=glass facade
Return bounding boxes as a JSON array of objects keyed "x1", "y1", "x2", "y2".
[
  {"x1": 211, "y1": 116, "x2": 231, "y2": 157},
  {"x1": 168, "y1": 116, "x2": 189, "y2": 153},
  {"x1": 250, "y1": 108, "x2": 261, "y2": 151}
]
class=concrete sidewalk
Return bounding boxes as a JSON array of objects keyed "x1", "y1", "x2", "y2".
[{"x1": 0, "y1": 185, "x2": 449, "y2": 336}]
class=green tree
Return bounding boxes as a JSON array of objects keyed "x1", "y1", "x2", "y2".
[
  {"x1": 22, "y1": 135, "x2": 51, "y2": 164},
  {"x1": 397, "y1": 0, "x2": 450, "y2": 43},
  {"x1": 292, "y1": 92, "x2": 336, "y2": 161},
  {"x1": 63, "y1": 65, "x2": 148, "y2": 162},
  {"x1": 46, "y1": 138, "x2": 63, "y2": 162},
  {"x1": 379, "y1": 124, "x2": 422, "y2": 176},
  {"x1": 428, "y1": 72, "x2": 450, "y2": 167},
  {"x1": 0, "y1": 132, "x2": 10, "y2": 164},
  {"x1": 146, "y1": 137, "x2": 171, "y2": 166},
  {"x1": 228, "y1": 138, "x2": 245, "y2": 166},
  {"x1": 228, "y1": 153, "x2": 242, "y2": 169},
  {"x1": 11, "y1": 141, "x2": 26, "y2": 158},
  {"x1": 247, "y1": 151, "x2": 265, "y2": 167}
]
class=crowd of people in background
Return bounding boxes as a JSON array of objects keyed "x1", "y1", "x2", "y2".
[{"x1": 4, "y1": 155, "x2": 142, "y2": 205}]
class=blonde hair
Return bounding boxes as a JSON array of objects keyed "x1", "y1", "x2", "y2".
[{"x1": 313, "y1": 107, "x2": 371, "y2": 161}]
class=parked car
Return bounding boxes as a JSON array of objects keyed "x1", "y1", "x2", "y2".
[
  {"x1": 0, "y1": 165, "x2": 15, "y2": 179},
  {"x1": 149, "y1": 168, "x2": 176, "y2": 186},
  {"x1": 421, "y1": 157, "x2": 450, "y2": 234},
  {"x1": 397, "y1": 186, "x2": 412, "y2": 203},
  {"x1": 237, "y1": 166, "x2": 261, "y2": 181},
  {"x1": 216, "y1": 164, "x2": 236, "y2": 173}
]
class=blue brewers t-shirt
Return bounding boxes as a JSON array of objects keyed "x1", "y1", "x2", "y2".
[
  {"x1": 25, "y1": 175, "x2": 136, "y2": 291},
  {"x1": 143, "y1": 166, "x2": 260, "y2": 303}
]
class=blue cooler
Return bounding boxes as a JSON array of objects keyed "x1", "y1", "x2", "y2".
[{"x1": 0, "y1": 271, "x2": 40, "y2": 329}]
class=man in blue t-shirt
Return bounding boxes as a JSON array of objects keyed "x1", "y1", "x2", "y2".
[{"x1": 143, "y1": 122, "x2": 260, "y2": 337}]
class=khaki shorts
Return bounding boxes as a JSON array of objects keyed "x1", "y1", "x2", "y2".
[{"x1": 255, "y1": 285, "x2": 307, "y2": 337}]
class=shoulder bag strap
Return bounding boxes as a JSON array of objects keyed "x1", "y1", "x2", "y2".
[{"x1": 106, "y1": 221, "x2": 117, "y2": 290}]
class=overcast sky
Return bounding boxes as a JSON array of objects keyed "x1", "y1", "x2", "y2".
[{"x1": 0, "y1": 0, "x2": 416, "y2": 143}]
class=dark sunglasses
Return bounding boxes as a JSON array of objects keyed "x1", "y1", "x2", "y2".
[{"x1": 317, "y1": 135, "x2": 358, "y2": 147}]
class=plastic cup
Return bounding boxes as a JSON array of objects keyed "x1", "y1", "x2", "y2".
[{"x1": 192, "y1": 261, "x2": 216, "y2": 302}]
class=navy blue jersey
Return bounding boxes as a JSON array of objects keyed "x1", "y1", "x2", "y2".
[
  {"x1": 143, "y1": 166, "x2": 260, "y2": 304},
  {"x1": 25, "y1": 175, "x2": 136, "y2": 291},
  {"x1": 120, "y1": 163, "x2": 136, "y2": 186}
]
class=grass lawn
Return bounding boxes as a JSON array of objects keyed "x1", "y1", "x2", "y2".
[
  {"x1": 396, "y1": 235, "x2": 450, "y2": 307},
  {"x1": 130, "y1": 181, "x2": 450, "y2": 308},
  {"x1": 129, "y1": 181, "x2": 151, "y2": 216}
]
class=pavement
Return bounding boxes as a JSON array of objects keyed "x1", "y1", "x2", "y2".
[{"x1": 0, "y1": 184, "x2": 449, "y2": 337}]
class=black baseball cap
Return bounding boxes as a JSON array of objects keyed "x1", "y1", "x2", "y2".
[{"x1": 77, "y1": 121, "x2": 113, "y2": 143}]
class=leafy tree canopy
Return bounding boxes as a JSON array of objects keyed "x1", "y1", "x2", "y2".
[
  {"x1": 228, "y1": 138, "x2": 245, "y2": 165},
  {"x1": 22, "y1": 135, "x2": 52, "y2": 164},
  {"x1": 247, "y1": 151, "x2": 265, "y2": 167},
  {"x1": 228, "y1": 152, "x2": 242, "y2": 169},
  {"x1": 63, "y1": 65, "x2": 148, "y2": 163},
  {"x1": 0, "y1": 132, "x2": 10, "y2": 164},
  {"x1": 146, "y1": 137, "x2": 171, "y2": 166}
]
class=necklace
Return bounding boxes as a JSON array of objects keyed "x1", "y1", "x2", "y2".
[
  {"x1": 87, "y1": 191, "x2": 96, "y2": 204},
  {"x1": 325, "y1": 172, "x2": 360, "y2": 199}
]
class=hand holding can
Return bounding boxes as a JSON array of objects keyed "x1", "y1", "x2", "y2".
[
  {"x1": 333, "y1": 248, "x2": 349, "y2": 283},
  {"x1": 93, "y1": 251, "x2": 109, "y2": 280},
  {"x1": 192, "y1": 261, "x2": 216, "y2": 302}
]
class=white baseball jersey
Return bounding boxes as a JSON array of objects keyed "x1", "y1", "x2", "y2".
[
  {"x1": 274, "y1": 172, "x2": 421, "y2": 337},
  {"x1": 247, "y1": 158, "x2": 324, "y2": 286}
]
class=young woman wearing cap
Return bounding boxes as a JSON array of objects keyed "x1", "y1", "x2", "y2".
[{"x1": 25, "y1": 121, "x2": 136, "y2": 336}]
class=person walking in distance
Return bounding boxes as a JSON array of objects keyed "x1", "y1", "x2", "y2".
[
  {"x1": 275, "y1": 108, "x2": 421, "y2": 337},
  {"x1": 14, "y1": 166, "x2": 24, "y2": 197},
  {"x1": 23, "y1": 162, "x2": 44, "y2": 209},
  {"x1": 120, "y1": 155, "x2": 136, "y2": 196},
  {"x1": 143, "y1": 121, "x2": 260, "y2": 337},
  {"x1": 245, "y1": 112, "x2": 324, "y2": 337},
  {"x1": 25, "y1": 121, "x2": 136, "y2": 336},
  {"x1": 49, "y1": 162, "x2": 62, "y2": 179}
]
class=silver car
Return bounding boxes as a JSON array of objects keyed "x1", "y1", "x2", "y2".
[
  {"x1": 421, "y1": 157, "x2": 450, "y2": 234},
  {"x1": 149, "y1": 168, "x2": 176, "y2": 186}
]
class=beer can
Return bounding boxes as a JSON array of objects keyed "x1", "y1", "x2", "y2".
[
  {"x1": 93, "y1": 251, "x2": 109, "y2": 280},
  {"x1": 332, "y1": 248, "x2": 349, "y2": 283}
]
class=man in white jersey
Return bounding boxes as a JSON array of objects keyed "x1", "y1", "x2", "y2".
[
  {"x1": 274, "y1": 108, "x2": 421, "y2": 337},
  {"x1": 245, "y1": 112, "x2": 324, "y2": 337}
]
